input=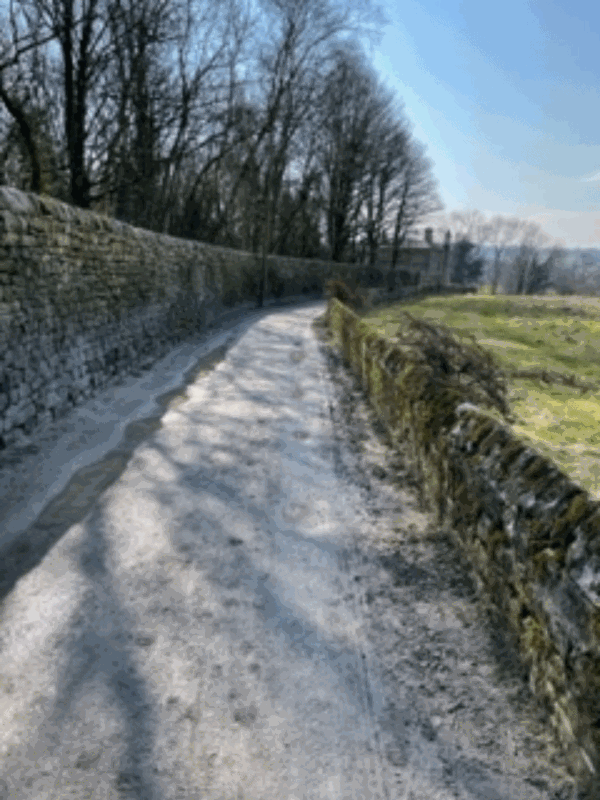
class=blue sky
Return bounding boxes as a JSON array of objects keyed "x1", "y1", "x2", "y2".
[{"x1": 365, "y1": 0, "x2": 600, "y2": 249}]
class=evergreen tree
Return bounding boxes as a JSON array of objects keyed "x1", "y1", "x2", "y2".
[{"x1": 450, "y1": 238, "x2": 484, "y2": 284}]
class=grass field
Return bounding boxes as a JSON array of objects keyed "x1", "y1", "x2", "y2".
[{"x1": 359, "y1": 293, "x2": 600, "y2": 499}]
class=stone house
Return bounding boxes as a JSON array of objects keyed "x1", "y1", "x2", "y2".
[{"x1": 366, "y1": 227, "x2": 451, "y2": 291}]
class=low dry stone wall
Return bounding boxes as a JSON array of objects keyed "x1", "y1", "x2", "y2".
[
  {"x1": 326, "y1": 296, "x2": 600, "y2": 794},
  {"x1": 0, "y1": 186, "x2": 368, "y2": 453}
]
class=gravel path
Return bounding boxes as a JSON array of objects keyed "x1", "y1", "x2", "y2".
[{"x1": 0, "y1": 301, "x2": 580, "y2": 798}]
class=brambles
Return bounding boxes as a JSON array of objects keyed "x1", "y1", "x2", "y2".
[
  {"x1": 324, "y1": 279, "x2": 370, "y2": 312},
  {"x1": 390, "y1": 311, "x2": 513, "y2": 422}
]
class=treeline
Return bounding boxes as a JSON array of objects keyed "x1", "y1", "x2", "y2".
[
  {"x1": 0, "y1": 0, "x2": 442, "y2": 265},
  {"x1": 428, "y1": 209, "x2": 568, "y2": 295}
]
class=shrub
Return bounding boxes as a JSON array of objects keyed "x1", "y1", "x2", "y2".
[{"x1": 324, "y1": 279, "x2": 369, "y2": 311}]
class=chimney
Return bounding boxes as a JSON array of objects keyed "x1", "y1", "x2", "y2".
[{"x1": 424, "y1": 227, "x2": 434, "y2": 246}]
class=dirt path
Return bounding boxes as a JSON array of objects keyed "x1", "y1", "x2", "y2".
[{"x1": 0, "y1": 302, "x2": 579, "y2": 799}]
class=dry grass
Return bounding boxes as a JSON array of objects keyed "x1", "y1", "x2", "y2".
[{"x1": 359, "y1": 293, "x2": 600, "y2": 499}]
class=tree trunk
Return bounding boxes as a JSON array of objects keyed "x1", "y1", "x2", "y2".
[{"x1": 0, "y1": 83, "x2": 42, "y2": 193}]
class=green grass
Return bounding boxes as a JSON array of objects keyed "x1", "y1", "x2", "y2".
[{"x1": 359, "y1": 294, "x2": 600, "y2": 499}]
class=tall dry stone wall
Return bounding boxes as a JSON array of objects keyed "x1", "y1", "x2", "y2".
[
  {"x1": 0, "y1": 186, "x2": 361, "y2": 452},
  {"x1": 327, "y1": 297, "x2": 600, "y2": 795}
]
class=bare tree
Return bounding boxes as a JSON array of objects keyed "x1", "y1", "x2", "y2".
[
  {"x1": 92, "y1": 0, "x2": 252, "y2": 230},
  {"x1": 507, "y1": 222, "x2": 551, "y2": 295},
  {"x1": 448, "y1": 209, "x2": 484, "y2": 238},
  {"x1": 0, "y1": 3, "x2": 67, "y2": 195},
  {"x1": 271, "y1": 118, "x2": 324, "y2": 257},
  {"x1": 207, "y1": 0, "x2": 383, "y2": 300},
  {"x1": 446, "y1": 210, "x2": 489, "y2": 257},
  {"x1": 0, "y1": 0, "x2": 255, "y2": 225},
  {"x1": 315, "y1": 44, "x2": 394, "y2": 262},
  {"x1": 361, "y1": 114, "x2": 408, "y2": 267},
  {"x1": 387, "y1": 138, "x2": 443, "y2": 269},
  {"x1": 521, "y1": 246, "x2": 562, "y2": 295},
  {"x1": 480, "y1": 215, "x2": 526, "y2": 294},
  {"x1": 0, "y1": 80, "x2": 44, "y2": 192},
  {"x1": 2, "y1": 0, "x2": 445, "y2": 290},
  {"x1": 167, "y1": 96, "x2": 261, "y2": 245},
  {"x1": 16, "y1": 0, "x2": 115, "y2": 207},
  {"x1": 547, "y1": 249, "x2": 600, "y2": 295}
]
